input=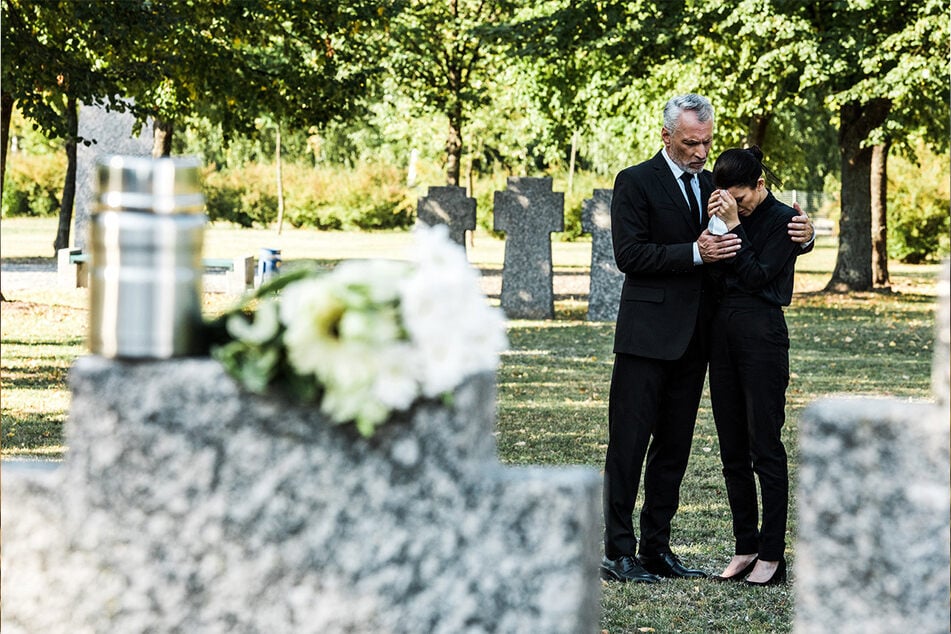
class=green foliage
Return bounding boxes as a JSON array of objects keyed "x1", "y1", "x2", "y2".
[
  {"x1": 1, "y1": 153, "x2": 64, "y2": 217},
  {"x1": 887, "y1": 149, "x2": 951, "y2": 264},
  {"x1": 203, "y1": 165, "x2": 279, "y2": 227},
  {"x1": 202, "y1": 162, "x2": 415, "y2": 231},
  {"x1": 0, "y1": 219, "x2": 941, "y2": 632}
]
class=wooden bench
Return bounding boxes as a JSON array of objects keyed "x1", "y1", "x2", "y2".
[
  {"x1": 57, "y1": 249, "x2": 254, "y2": 294},
  {"x1": 813, "y1": 218, "x2": 835, "y2": 236}
]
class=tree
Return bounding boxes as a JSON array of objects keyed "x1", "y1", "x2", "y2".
[
  {"x1": 871, "y1": 140, "x2": 891, "y2": 287},
  {"x1": 384, "y1": 0, "x2": 518, "y2": 186},
  {"x1": 675, "y1": 0, "x2": 947, "y2": 292},
  {"x1": 3, "y1": 0, "x2": 387, "y2": 250},
  {"x1": 1, "y1": 0, "x2": 125, "y2": 253},
  {"x1": 794, "y1": 0, "x2": 949, "y2": 292},
  {"x1": 505, "y1": 1, "x2": 687, "y2": 173},
  {"x1": 678, "y1": 0, "x2": 839, "y2": 191}
]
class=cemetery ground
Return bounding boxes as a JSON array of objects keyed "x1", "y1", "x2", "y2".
[{"x1": 0, "y1": 217, "x2": 940, "y2": 633}]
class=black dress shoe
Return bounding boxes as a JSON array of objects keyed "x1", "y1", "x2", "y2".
[
  {"x1": 600, "y1": 555, "x2": 662, "y2": 584},
  {"x1": 712, "y1": 557, "x2": 758, "y2": 582},
  {"x1": 639, "y1": 552, "x2": 708, "y2": 579},
  {"x1": 745, "y1": 558, "x2": 787, "y2": 586}
]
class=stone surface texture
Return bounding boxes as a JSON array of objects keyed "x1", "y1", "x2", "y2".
[
  {"x1": 493, "y1": 177, "x2": 564, "y2": 319},
  {"x1": 74, "y1": 103, "x2": 153, "y2": 250},
  {"x1": 416, "y1": 185, "x2": 476, "y2": 248},
  {"x1": 581, "y1": 188, "x2": 622, "y2": 322},
  {"x1": 933, "y1": 259, "x2": 949, "y2": 410},
  {"x1": 795, "y1": 260, "x2": 951, "y2": 634},
  {"x1": 2, "y1": 357, "x2": 601, "y2": 634}
]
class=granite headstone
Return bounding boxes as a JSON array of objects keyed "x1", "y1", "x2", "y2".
[
  {"x1": 416, "y1": 185, "x2": 476, "y2": 248},
  {"x1": 581, "y1": 188, "x2": 622, "y2": 322},
  {"x1": 1, "y1": 358, "x2": 601, "y2": 633},
  {"x1": 493, "y1": 177, "x2": 564, "y2": 319},
  {"x1": 74, "y1": 102, "x2": 153, "y2": 250},
  {"x1": 794, "y1": 259, "x2": 950, "y2": 634}
]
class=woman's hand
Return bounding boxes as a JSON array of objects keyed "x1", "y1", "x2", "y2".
[{"x1": 708, "y1": 189, "x2": 740, "y2": 230}]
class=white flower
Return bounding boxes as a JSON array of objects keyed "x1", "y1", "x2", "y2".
[
  {"x1": 214, "y1": 223, "x2": 508, "y2": 437},
  {"x1": 226, "y1": 298, "x2": 281, "y2": 345},
  {"x1": 400, "y1": 224, "x2": 508, "y2": 396}
]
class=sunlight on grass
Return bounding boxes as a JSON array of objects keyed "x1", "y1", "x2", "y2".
[{"x1": 1, "y1": 216, "x2": 943, "y2": 633}]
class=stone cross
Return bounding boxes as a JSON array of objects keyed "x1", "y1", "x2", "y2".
[
  {"x1": 1, "y1": 360, "x2": 601, "y2": 632},
  {"x1": 794, "y1": 259, "x2": 950, "y2": 633},
  {"x1": 74, "y1": 103, "x2": 153, "y2": 250},
  {"x1": 416, "y1": 185, "x2": 476, "y2": 248},
  {"x1": 493, "y1": 177, "x2": 564, "y2": 319},
  {"x1": 581, "y1": 188, "x2": 623, "y2": 322}
]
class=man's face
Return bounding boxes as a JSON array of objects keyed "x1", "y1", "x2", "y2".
[{"x1": 662, "y1": 110, "x2": 713, "y2": 175}]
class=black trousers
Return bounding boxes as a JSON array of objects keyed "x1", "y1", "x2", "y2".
[
  {"x1": 709, "y1": 298, "x2": 790, "y2": 561},
  {"x1": 602, "y1": 331, "x2": 707, "y2": 559}
]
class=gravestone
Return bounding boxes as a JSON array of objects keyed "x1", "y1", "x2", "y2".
[
  {"x1": 493, "y1": 177, "x2": 564, "y2": 319},
  {"x1": 794, "y1": 259, "x2": 950, "y2": 634},
  {"x1": 416, "y1": 185, "x2": 476, "y2": 248},
  {"x1": 74, "y1": 103, "x2": 153, "y2": 250},
  {"x1": 1, "y1": 359, "x2": 601, "y2": 632},
  {"x1": 581, "y1": 188, "x2": 622, "y2": 322}
]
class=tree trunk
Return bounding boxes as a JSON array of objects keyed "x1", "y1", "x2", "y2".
[
  {"x1": 54, "y1": 95, "x2": 79, "y2": 253},
  {"x1": 871, "y1": 139, "x2": 891, "y2": 289},
  {"x1": 567, "y1": 129, "x2": 578, "y2": 193},
  {"x1": 746, "y1": 113, "x2": 772, "y2": 149},
  {"x1": 1, "y1": 91, "x2": 13, "y2": 205},
  {"x1": 152, "y1": 118, "x2": 173, "y2": 157},
  {"x1": 275, "y1": 124, "x2": 285, "y2": 235},
  {"x1": 1, "y1": 92, "x2": 12, "y2": 300},
  {"x1": 825, "y1": 99, "x2": 890, "y2": 293},
  {"x1": 445, "y1": 106, "x2": 462, "y2": 186}
]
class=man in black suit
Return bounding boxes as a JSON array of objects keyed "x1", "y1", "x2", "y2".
[{"x1": 600, "y1": 93, "x2": 813, "y2": 583}]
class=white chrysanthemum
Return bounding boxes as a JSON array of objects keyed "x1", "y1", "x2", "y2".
[
  {"x1": 226, "y1": 298, "x2": 281, "y2": 345},
  {"x1": 332, "y1": 259, "x2": 408, "y2": 306},
  {"x1": 371, "y1": 343, "x2": 420, "y2": 410},
  {"x1": 221, "y1": 223, "x2": 507, "y2": 435},
  {"x1": 280, "y1": 276, "x2": 348, "y2": 377},
  {"x1": 400, "y1": 224, "x2": 508, "y2": 397}
]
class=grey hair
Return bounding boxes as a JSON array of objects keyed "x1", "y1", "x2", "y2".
[{"x1": 663, "y1": 94, "x2": 714, "y2": 133}]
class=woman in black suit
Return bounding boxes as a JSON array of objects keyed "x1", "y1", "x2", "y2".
[{"x1": 705, "y1": 146, "x2": 801, "y2": 586}]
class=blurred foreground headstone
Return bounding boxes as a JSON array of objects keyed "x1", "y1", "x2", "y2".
[
  {"x1": 1, "y1": 361, "x2": 601, "y2": 633},
  {"x1": 795, "y1": 259, "x2": 950, "y2": 634}
]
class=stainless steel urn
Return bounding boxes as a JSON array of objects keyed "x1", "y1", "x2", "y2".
[{"x1": 88, "y1": 155, "x2": 207, "y2": 358}]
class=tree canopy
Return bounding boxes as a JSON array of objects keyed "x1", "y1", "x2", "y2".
[{"x1": 2, "y1": 0, "x2": 948, "y2": 281}]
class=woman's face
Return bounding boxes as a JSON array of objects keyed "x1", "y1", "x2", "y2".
[{"x1": 725, "y1": 179, "x2": 766, "y2": 216}]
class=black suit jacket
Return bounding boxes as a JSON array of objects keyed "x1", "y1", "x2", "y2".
[{"x1": 611, "y1": 151, "x2": 714, "y2": 360}]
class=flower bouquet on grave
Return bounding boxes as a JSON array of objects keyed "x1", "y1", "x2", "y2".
[{"x1": 205, "y1": 225, "x2": 508, "y2": 437}]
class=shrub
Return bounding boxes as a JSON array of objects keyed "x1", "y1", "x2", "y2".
[
  {"x1": 2, "y1": 153, "x2": 65, "y2": 218},
  {"x1": 887, "y1": 149, "x2": 951, "y2": 264},
  {"x1": 204, "y1": 162, "x2": 414, "y2": 231},
  {"x1": 203, "y1": 165, "x2": 278, "y2": 227}
]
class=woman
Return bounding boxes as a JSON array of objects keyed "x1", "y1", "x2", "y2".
[{"x1": 705, "y1": 146, "x2": 801, "y2": 586}]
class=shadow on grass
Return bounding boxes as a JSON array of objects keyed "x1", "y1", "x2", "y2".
[{"x1": 2, "y1": 410, "x2": 66, "y2": 457}]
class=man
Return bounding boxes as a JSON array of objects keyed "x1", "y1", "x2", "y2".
[{"x1": 600, "y1": 93, "x2": 814, "y2": 583}]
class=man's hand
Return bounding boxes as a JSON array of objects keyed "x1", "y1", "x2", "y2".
[
  {"x1": 788, "y1": 202, "x2": 814, "y2": 244},
  {"x1": 698, "y1": 229, "x2": 742, "y2": 263}
]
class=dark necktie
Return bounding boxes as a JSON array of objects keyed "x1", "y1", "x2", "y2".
[{"x1": 680, "y1": 172, "x2": 701, "y2": 226}]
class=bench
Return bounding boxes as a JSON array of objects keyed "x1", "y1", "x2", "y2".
[
  {"x1": 58, "y1": 249, "x2": 254, "y2": 294},
  {"x1": 813, "y1": 218, "x2": 835, "y2": 236}
]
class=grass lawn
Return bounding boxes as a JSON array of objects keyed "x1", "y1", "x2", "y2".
[{"x1": 1, "y1": 217, "x2": 942, "y2": 633}]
